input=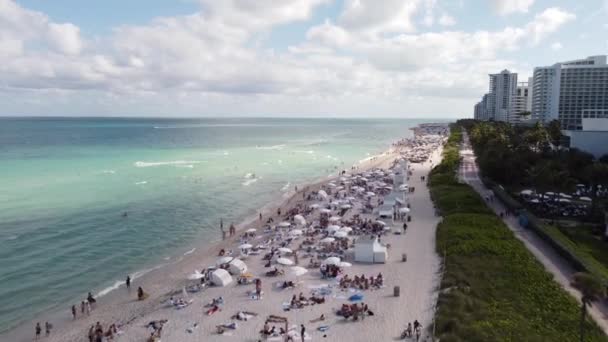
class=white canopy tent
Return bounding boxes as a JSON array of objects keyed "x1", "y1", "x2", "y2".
[
  {"x1": 227, "y1": 259, "x2": 248, "y2": 275},
  {"x1": 211, "y1": 269, "x2": 233, "y2": 287},
  {"x1": 354, "y1": 236, "x2": 388, "y2": 263}
]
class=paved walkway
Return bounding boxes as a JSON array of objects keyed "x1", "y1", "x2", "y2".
[{"x1": 458, "y1": 131, "x2": 608, "y2": 334}]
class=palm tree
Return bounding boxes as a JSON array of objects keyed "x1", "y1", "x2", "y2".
[{"x1": 571, "y1": 272, "x2": 604, "y2": 342}]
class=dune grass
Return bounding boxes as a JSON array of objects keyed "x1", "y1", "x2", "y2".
[{"x1": 430, "y1": 126, "x2": 608, "y2": 342}]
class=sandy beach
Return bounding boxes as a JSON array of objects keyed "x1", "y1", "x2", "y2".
[{"x1": 4, "y1": 127, "x2": 447, "y2": 342}]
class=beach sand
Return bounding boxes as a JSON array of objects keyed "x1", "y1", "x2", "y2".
[{"x1": 5, "y1": 140, "x2": 445, "y2": 342}]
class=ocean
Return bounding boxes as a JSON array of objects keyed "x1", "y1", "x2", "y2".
[{"x1": 0, "y1": 117, "x2": 439, "y2": 333}]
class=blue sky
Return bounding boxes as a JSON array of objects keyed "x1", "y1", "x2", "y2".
[{"x1": 1, "y1": 0, "x2": 607, "y2": 117}]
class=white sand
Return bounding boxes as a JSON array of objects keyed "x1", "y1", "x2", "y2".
[{"x1": 8, "y1": 139, "x2": 445, "y2": 342}]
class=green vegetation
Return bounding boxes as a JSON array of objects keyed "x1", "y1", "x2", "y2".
[{"x1": 430, "y1": 125, "x2": 607, "y2": 342}]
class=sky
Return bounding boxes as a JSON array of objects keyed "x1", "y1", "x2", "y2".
[{"x1": 0, "y1": 0, "x2": 607, "y2": 118}]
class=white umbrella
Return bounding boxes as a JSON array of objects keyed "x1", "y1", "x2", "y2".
[
  {"x1": 320, "y1": 208, "x2": 332, "y2": 214},
  {"x1": 334, "y1": 231, "x2": 348, "y2": 238},
  {"x1": 341, "y1": 204, "x2": 352, "y2": 209},
  {"x1": 320, "y1": 237, "x2": 335, "y2": 244},
  {"x1": 383, "y1": 226, "x2": 392, "y2": 231},
  {"x1": 329, "y1": 216, "x2": 341, "y2": 222},
  {"x1": 239, "y1": 243, "x2": 253, "y2": 250},
  {"x1": 520, "y1": 189, "x2": 533, "y2": 196},
  {"x1": 318, "y1": 190, "x2": 328, "y2": 199},
  {"x1": 580, "y1": 196, "x2": 592, "y2": 202},
  {"x1": 339, "y1": 262, "x2": 352, "y2": 268},
  {"x1": 366, "y1": 192, "x2": 376, "y2": 197},
  {"x1": 559, "y1": 198, "x2": 571, "y2": 203},
  {"x1": 289, "y1": 229, "x2": 303, "y2": 236},
  {"x1": 278, "y1": 247, "x2": 293, "y2": 254},
  {"x1": 323, "y1": 256, "x2": 341, "y2": 265},
  {"x1": 278, "y1": 221, "x2": 291, "y2": 228},
  {"x1": 310, "y1": 203, "x2": 320, "y2": 209},
  {"x1": 216, "y1": 256, "x2": 234, "y2": 265},
  {"x1": 187, "y1": 272, "x2": 204, "y2": 280},
  {"x1": 290, "y1": 266, "x2": 308, "y2": 277},
  {"x1": 347, "y1": 196, "x2": 356, "y2": 201},
  {"x1": 339, "y1": 227, "x2": 353, "y2": 233},
  {"x1": 399, "y1": 207, "x2": 410, "y2": 213},
  {"x1": 530, "y1": 199, "x2": 540, "y2": 203},
  {"x1": 277, "y1": 257, "x2": 294, "y2": 266},
  {"x1": 375, "y1": 220, "x2": 386, "y2": 226},
  {"x1": 559, "y1": 193, "x2": 573, "y2": 199},
  {"x1": 294, "y1": 215, "x2": 306, "y2": 226},
  {"x1": 246, "y1": 228, "x2": 257, "y2": 233},
  {"x1": 327, "y1": 225, "x2": 341, "y2": 232}
]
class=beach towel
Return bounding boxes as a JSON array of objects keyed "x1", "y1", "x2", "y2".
[
  {"x1": 348, "y1": 294, "x2": 363, "y2": 302},
  {"x1": 318, "y1": 325, "x2": 330, "y2": 332}
]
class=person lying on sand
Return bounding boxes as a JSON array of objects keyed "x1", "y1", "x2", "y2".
[{"x1": 309, "y1": 314, "x2": 325, "y2": 323}]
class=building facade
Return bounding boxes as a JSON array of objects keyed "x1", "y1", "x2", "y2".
[
  {"x1": 488, "y1": 70, "x2": 518, "y2": 122},
  {"x1": 531, "y1": 56, "x2": 608, "y2": 130},
  {"x1": 509, "y1": 82, "x2": 530, "y2": 123}
]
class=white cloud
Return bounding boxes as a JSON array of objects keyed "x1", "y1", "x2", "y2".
[
  {"x1": 438, "y1": 14, "x2": 456, "y2": 26},
  {"x1": 492, "y1": 0, "x2": 535, "y2": 15},
  {"x1": 551, "y1": 42, "x2": 563, "y2": 50},
  {"x1": 0, "y1": 0, "x2": 581, "y2": 117}
]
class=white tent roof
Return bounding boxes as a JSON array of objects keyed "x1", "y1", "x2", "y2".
[
  {"x1": 211, "y1": 269, "x2": 233, "y2": 287},
  {"x1": 227, "y1": 259, "x2": 248, "y2": 275}
]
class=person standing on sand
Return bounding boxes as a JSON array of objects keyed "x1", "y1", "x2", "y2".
[
  {"x1": 300, "y1": 324, "x2": 306, "y2": 342},
  {"x1": 126, "y1": 275, "x2": 131, "y2": 289},
  {"x1": 81, "y1": 301, "x2": 86, "y2": 315},
  {"x1": 72, "y1": 304, "x2": 77, "y2": 319},
  {"x1": 259, "y1": 212, "x2": 262, "y2": 221},
  {"x1": 45, "y1": 321, "x2": 51, "y2": 336},
  {"x1": 35, "y1": 322, "x2": 41, "y2": 340}
]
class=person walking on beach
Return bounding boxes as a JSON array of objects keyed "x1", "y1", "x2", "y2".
[
  {"x1": 71, "y1": 304, "x2": 77, "y2": 319},
  {"x1": 45, "y1": 321, "x2": 52, "y2": 337},
  {"x1": 35, "y1": 322, "x2": 41, "y2": 340},
  {"x1": 126, "y1": 275, "x2": 131, "y2": 289},
  {"x1": 300, "y1": 324, "x2": 306, "y2": 342}
]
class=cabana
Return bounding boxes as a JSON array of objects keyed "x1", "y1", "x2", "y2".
[
  {"x1": 211, "y1": 269, "x2": 233, "y2": 287},
  {"x1": 354, "y1": 236, "x2": 388, "y2": 263},
  {"x1": 228, "y1": 259, "x2": 248, "y2": 275}
]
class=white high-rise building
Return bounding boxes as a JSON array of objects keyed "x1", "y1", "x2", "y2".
[
  {"x1": 488, "y1": 70, "x2": 518, "y2": 122},
  {"x1": 531, "y1": 55, "x2": 608, "y2": 130},
  {"x1": 509, "y1": 82, "x2": 530, "y2": 123}
]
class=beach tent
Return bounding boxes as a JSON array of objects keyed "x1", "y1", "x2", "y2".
[
  {"x1": 318, "y1": 190, "x2": 328, "y2": 200},
  {"x1": 378, "y1": 205, "x2": 393, "y2": 219},
  {"x1": 228, "y1": 259, "x2": 248, "y2": 275},
  {"x1": 294, "y1": 215, "x2": 306, "y2": 226},
  {"x1": 211, "y1": 269, "x2": 233, "y2": 287},
  {"x1": 354, "y1": 236, "x2": 388, "y2": 263}
]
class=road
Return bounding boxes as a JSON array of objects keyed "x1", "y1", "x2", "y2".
[{"x1": 458, "y1": 130, "x2": 608, "y2": 334}]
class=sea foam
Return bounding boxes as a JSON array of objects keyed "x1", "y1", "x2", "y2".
[{"x1": 134, "y1": 161, "x2": 202, "y2": 168}]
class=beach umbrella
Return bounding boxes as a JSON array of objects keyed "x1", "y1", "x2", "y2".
[
  {"x1": 310, "y1": 203, "x2": 320, "y2": 209},
  {"x1": 278, "y1": 221, "x2": 291, "y2": 228},
  {"x1": 318, "y1": 190, "x2": 328, "y2": 199},
  {"x1": 334, "y1": 231, "x2": 348, "y2": 238},
  {"x1": 520, "y1": 189, "x2": 533, "y2": 196},
  {"x1": 339, "y1": 262, "x2": 352, "y2": 268},
  {"x1": 294, "y1": 215, "x2": 306, "y2": 226},
  {"x1": 323, "y1": 256, "x2": 341, "y2": 265},
  {"x1": 216, "y1": 256, "x2": 234, "y2": 265},
  {"x1": 341, "y1": 204, "x2": 352, "y2": 209},
  {"x1": 366, "y1": 192, "x2": 376, "y2": 197},
  {"x1": 329, "y1": 216, "x2": 341, "y2": 223},
  {"x1": 246, "y1": 228, "x2": 257, "y2": 233},
  {"x1": 187, "y1": 272, "x2": 204, "y2": 280},
  {"x1": 559, "y1": 193, "x2": 573, "y2": 199},
  {"x1": 559, "y1": 198, "x2": 571, "y2": 203},
  {"x1": 580, "y1": 196, "x2": 592, "y2": 202},
  {"x1": 290, "y1": 266, "x2": 308, "y2": 277},
  {"x1": 399, "y1": 207, "x2": 410, "y2": 214},
  {"x1": 320, "y1": 237, "x2": 335, "y2": 244},
  {"x1": 327, "y1": 225, "x2": 341, "y2": 232},
  {"x1": 277, "y1": 257, "x2": 294, "y2": 266},
  {"x1": 320, "y1": 208, "x2": 332, "y2": 214},
  {"x1": 383, "y1": 226, "x2": 392, "y2": 231},
  {"x1": 339, "y1": 227, "x2": 353, "y2": 233},
  {"x1": 289, "y1": 229, "x2": 303, "y2": 236},
  {"x1": 278, "y1": 247, "x2": 293, "y2": 254},
  {"x1": 530, "y1": 199, "x2": 540, "y2": 203},
  {"x1": 239, "y1": 243, "x2": 253, "y2": 250},
  {"x1": 347, "y1": 196, "x2": 356, "y2": 201},
  {"x1": 375, "y1": 220, "x2": 386, "y2": 226}
]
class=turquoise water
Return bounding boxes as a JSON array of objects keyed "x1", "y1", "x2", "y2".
[{"x1": 0, "y1": 117, "x2": 434, "y2": 332}]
